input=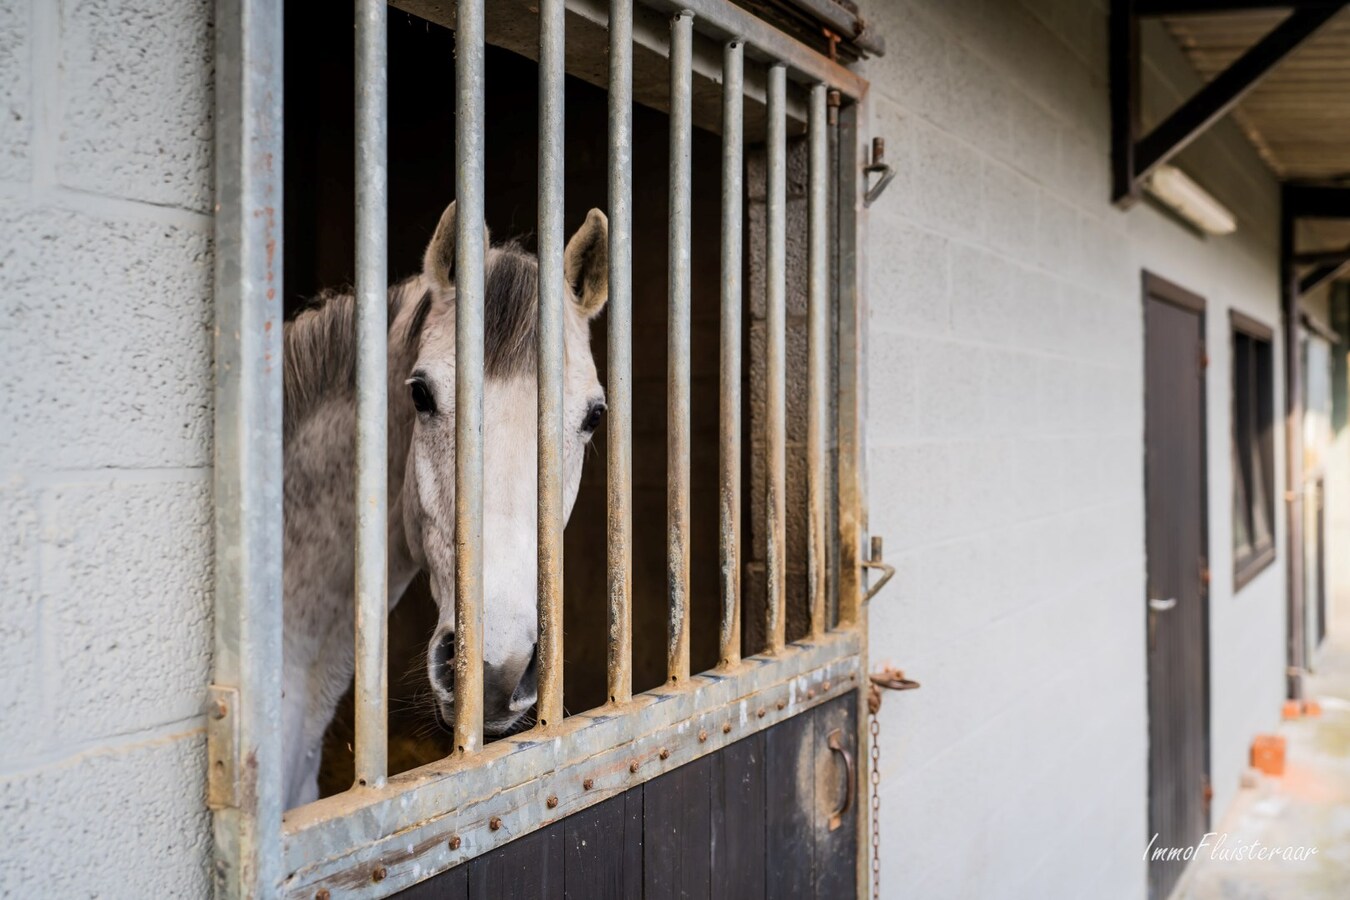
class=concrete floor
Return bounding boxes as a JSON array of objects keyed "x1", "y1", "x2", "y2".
[{"x1": 1177, "y1": 633, "x2": 1350, "y2": 899}]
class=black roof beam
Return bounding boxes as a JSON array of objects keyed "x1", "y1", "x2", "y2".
[
  {"x1": 1284, "y1": 184, "x2": 1350, "y2": 218},
  {"x1": 1135, "y1": 7, "x2": 1343, "y2": 184},
  {"x1": 1111, "y1": 1, "x2": 1346, "y2": 206},
  {"x1": 1138, "y1": 1, "x2": 1345, "y2": 14},
  {"x1": 1298, "y1": 259, "x2": 1350, "y2": 297}
]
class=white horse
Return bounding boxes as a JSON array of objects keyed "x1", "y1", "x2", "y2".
[{"x1": 281, "y1": 201, "x2": 609, "y2": 808}]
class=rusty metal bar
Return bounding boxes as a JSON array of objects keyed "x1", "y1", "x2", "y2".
[
  {"x1": 765, "y1": 62, "x2": 787, "y2": 654},
  {"x1": 352, "y1": 0, "x2": 390, "y2": 791},
  {"x1": 211, "y1": 0, "x2": 285, "y2": 892},
  {"x1": 806, "y1": 82, "x2": 827, "y2": 639},
  {"x1": 667, "y1": 9, "x2": 693, "y2": 683},
  {"x1": 836, "y1": 93, "x2": 864, "y2": 628},
  {"x1": 536, "y1": 0, "x2": 566, "y2": 730},
  {"x1": 718, "y1": 39, "x2": 744, "y2": 667},
  {"x1": 606, "y1": 0, "x2": 634, "y2": 705},
  {"x1": 454, "y1": 0, "x2": 487, "y2": 754}
]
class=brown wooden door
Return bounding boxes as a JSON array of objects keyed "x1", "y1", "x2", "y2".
[
  {"x1": 394, "y1": 692, "x2": 858, "y2": 899},
  {"x1": 1143, "y1": 275, "x2": 1211, "y2": 900}
]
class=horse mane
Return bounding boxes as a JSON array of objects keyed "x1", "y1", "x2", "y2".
[{"x1": 282, "y1": 242, "x2": 541, "y2": 440}]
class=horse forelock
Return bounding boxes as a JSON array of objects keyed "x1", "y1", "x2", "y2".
[{"x1": 282, "y1": 240, "x2": 552, "y2": 438}]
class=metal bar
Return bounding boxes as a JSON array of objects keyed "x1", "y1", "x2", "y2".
[
  {"x1": 281, "y1": 631, "x2": 863, "y2": 895},
  {"x1": 353, "y1": 0, "x2": 389, "y2": 791},
  {"x1": 836, "y1": 98, "x2": 863, "y2": 628},
  {"x1": 718, "y1": 40, "x2": 743, "y2": 668},
  {"x1": 454, "y1": 0, "x2": 487, "y2": 754},
  {"x1": 537, "y1": 0, "x2": 566, "y2": 730},
  {"x1": 807, "y1": 82, "x2": 828, "y2": 639},
  {"x1": 1135, "y1": 6, "x2": 1343, "y2": 181},
  {"x1": 211, "y1": 0, "x2": 285, "y2": 893},
  {"x1": 765, "y1": 63, "x2": 787, "y2": 654},
  {"x1": 641, "y1": 0, "x2": 867, "y2": 98},
  {"x1": 1110, "y1": 0, "x2": 1140, "y2": 205},
  {"x1": 780, "y1": 0, "x2": 886, "y2": 55},
  {"x1": 825, "y1": 88, "x2": 841, "y2": 631},
  {"x1": 667, "y1": 9, "x2": 693, "y2": 683},
  {"x1": 606, "y1": 0, "x2": 634, "y2": 705}
]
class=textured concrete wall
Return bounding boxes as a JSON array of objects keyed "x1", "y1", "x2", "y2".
[
  {"x1": 0, "y1": 0, "x2": 214, "y2": 895},
  {"x1": 858, "y1": 2, "x2": 1288, "y2": 897}
]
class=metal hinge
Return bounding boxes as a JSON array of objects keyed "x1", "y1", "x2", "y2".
[{"x1": 206, "y1": 685, "x2": 240, "y2": 810}]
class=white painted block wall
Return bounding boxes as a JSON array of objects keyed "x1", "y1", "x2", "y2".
[
  {"x1": 858, "y1": 2, "x2": 1288, "y2": 897},
  {"x1": 0, "y1": 0, "x2": 215, "y2": 894}
]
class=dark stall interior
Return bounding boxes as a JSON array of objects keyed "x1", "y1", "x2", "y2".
[{"x1": 284, "y1": 6, "x2": 757, "y2": 793}]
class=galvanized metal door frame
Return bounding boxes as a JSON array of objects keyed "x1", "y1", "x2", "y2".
[{"x1": 210, "y1": 1, "x2": 874, "y2": 896}]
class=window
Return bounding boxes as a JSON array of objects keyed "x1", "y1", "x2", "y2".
[{"x1": 1231, "y1": 311, "x2": 1275, "y2": 589}]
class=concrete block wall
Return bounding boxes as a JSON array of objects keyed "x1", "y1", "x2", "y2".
[
  {"x1": 0, "y1": 0, "x2": 215, "y2": 895},
  {"x1": 858, "y1": 1, "x2": 1287, "y2": 897}
]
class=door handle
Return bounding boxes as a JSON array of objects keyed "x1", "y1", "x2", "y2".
[
  {"x1": 1149, "y1": 597, "x2": 1177, "y2": 612},
  {"x1": 827, "y1": 728, "x2": 854, "y2": 831}
]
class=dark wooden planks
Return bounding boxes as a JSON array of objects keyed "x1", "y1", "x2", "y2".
[
  {"x1": 812, "y1": 694, "x2": 858, "y2": 899},
  {"x1": 644, "y1": 753, "x2": 713, "y2": 899},
  {"x1": 711, "y1": 730, "x2": 767, "y2": 900},
  {"x1": 393, "y1": 860, "x2": 467, "y2": 900},
  {"x1": 563, "y1": 790, "x2": 643, "y2": 900},
  {"x1": 467, "y1": 822, "x2": 564, "y2": 900},
  {"x1": 765, "y1": 708, "x2": 815, "y2": 899}
]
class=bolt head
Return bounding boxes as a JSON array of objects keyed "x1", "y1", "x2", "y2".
[
  {"x1": 449, "y1": 835, "x2": 462, "y2": 850},
  {"x1": 316, "y1": 890, "x2": 331, "y2": 900},
  {"x1": 659, "y1": 748, "x2": 670, "y2": 760},
  {"x1": 722, "y1": 722, "x2": 732, "y2": 734},
  {"x1": 489, "y1": 816, "x2": 502, "y2": 831},
  {"x1": 698, "y1": 729, "x2": 708, "y2": 743},
  {"x1": 757, "y1": 707, "x2": 766, "y2": 718},
  {"x1": 372, "y1": 866, "x2": 387, "y2": 883},
  {"x1": 583, "y1": 778, "x2": 594, "y2": 790},
  {"x1": 823, "y1": 680, "x2": 831, "y2": 691},
  {"x1": 776, "y1": 699, "x2": 786, "y2": 710},
  {"x1": 630, "y1": 760, "x2": 640, "y2": 774},
  {"x1": 546, "y1": 795, "x2": 559, "y2": 809}
]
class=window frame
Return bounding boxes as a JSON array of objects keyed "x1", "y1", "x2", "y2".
[{"x1": 1229, "y1": 309, "x2": 1277, "y2": 591}]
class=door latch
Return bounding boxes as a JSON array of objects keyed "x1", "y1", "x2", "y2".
[
  {"x1": 863, "y1": 137, "x2": 896, "y2": 208},
  {"x1": 861, "y1": 535, "x2": 895, "y2": 604}
]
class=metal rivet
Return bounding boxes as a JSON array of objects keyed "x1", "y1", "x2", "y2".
[
  {"x1": 449, "y1": 835, "x2": 461, "y2": 850},
  {"x1": 757, "y1": 707, "x2": 766, "y2": 718},
  {"x1": 372, "y1": 866, "x2": 387, "y2": 883},
  {"x1": 583, "y1": 778, "x2": 594, "y2": 790},
  {"x1": 823, "y1": 680, "x2": 831, "y2": 691},
  {"x1": 489, "y1": 817, "x2": 502, "y2": 831},
  {"x1": 722, "y1": 723, "x2": 732, "y2": 734},
  {"x1": 777, "y1": 699, "x2": 786, "y2": 710},
  {"x1": 316, "y1": 890, "x2": 331, "y2": 900},
  {"x1": 212, "y1": 699, "x2": 228, "y2": 720},
  {"x1": 546, "y1": 795, "x2": 558, "y2": 809},
  {"x1": 659, "y1": 748, "x2": 670, "y2": 760},
  {"x1": 698, "y1": 730, "x2": 708, "y2": 743},
  {"x1": 807, "y1": 688, "x2": 817, "y2": 699},
  {"x1": 630, "y1": 760, "x2": 640, "y2": 774}
]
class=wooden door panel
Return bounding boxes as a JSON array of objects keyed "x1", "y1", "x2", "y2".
[
  {"x1": 711, "y1": 731, "x2": 767, "y2": 899},
  {"x1": 1143, "y1": 277, "x2": 1211, "y2": 900},
  {"x1": 394, "y1": 692, "x2": 859, "y2": 899}
]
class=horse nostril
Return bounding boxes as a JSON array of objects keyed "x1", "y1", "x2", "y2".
[
  {"x1": 431, "y1": 630, "x2": 456, "y2": 692},
  {"x1": 509, "y1": 644, "x2": 539, "y2": 711}
]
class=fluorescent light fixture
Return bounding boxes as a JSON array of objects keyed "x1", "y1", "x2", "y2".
[{"x1": 1145, "y1": 164, "x2": 1237, "y2": 236}]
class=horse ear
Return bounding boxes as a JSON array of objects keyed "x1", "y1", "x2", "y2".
[
  {"x1": 564, "y1": 208, "x2": 608, "y2": 318},
  {"x1": 422, "y1": 201, "x2": 491, "y2": 291}
]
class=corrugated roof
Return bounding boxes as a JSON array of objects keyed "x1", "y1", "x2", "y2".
[{"x1": 1164, "y1": 8, "x2": 1350, "y2": 181}]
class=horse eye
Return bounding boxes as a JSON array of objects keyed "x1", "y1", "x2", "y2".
[
  {"x1": 410, "y1": 378, "x2": 435, "y2": 415},
  {"x1": 581, "y1": 402, "x2": 606, "y2": 434}
]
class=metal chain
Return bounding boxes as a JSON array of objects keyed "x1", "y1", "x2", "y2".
[{"x1": 870, "y1": 713, "x2": 882, "y2": 900}]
